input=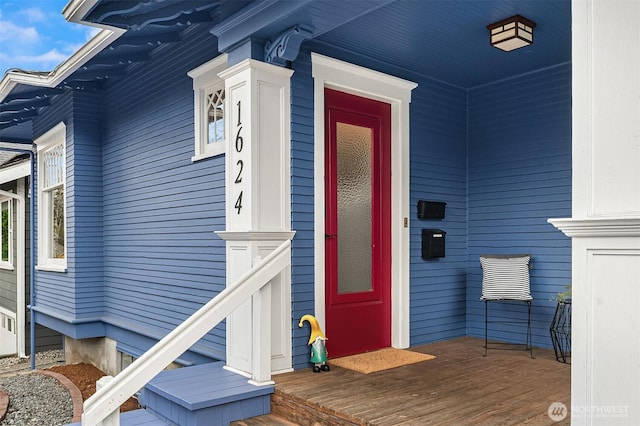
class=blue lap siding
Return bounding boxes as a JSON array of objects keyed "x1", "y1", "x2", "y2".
[
  {"x1": 100, "y1": 26, "x2": 227, "y2": 361},
  {"x1": 32, "y1": 25, "x2": 229, "y2": 362},
  {"x1": 290, "y1": 49, "x2": 317, "y2": 369},
  {"x1": 409, "y1": 78, "x2": 468, "y2": 346},
  {"x1": 466, "y1": 63, "x2": 573, "y2": 347}
]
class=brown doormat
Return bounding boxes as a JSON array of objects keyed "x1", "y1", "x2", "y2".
[{"x1": 329, "y1": 347, "x2": 436, "y2": 374}]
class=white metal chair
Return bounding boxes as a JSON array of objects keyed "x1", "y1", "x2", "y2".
[{"x1": 480, "y1": 254, "x2": 533, "y2": 358}]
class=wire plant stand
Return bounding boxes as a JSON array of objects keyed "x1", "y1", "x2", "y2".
[{"x1": 550, "y1": 300, "x2": 571, "y2": 363}]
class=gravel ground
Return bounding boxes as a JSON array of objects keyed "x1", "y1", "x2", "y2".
[
  {"x1": 0, "y1": 350, "x2": 72, "y2": 426},
  {"x1": 0, "y1": 350, "x2": 65, "y2": 378},
  {"x1": 0, "y1": 374, "x2": 73, "y2": 425}
]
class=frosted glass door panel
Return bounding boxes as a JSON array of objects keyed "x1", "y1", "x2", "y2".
[{"x1": 336, "y1": 122, "x2": 372, "y2": 294}]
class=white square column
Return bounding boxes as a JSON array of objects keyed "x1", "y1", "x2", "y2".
[
  {"x1": 216, "y1": 60, "x2": 294, "y2": 380},
  {"x1": 550, "y1": 1, "x2": 640, "y2": 423}
]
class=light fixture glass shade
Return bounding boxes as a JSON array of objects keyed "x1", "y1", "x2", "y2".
[{"x1": 487, "y1": 15, "x2": 536, "y2": 51}]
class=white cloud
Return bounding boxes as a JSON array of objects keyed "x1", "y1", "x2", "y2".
[
  {"x1": 0, "y1": 20, "x2": 39, "y2": 43},
  {"x1": 0, "y1": 48, "x2": 68, "y2": 71},
  {"x1": 20, "y1": 7, "x2": 47, "y2": 23},
  {"x1": 34, "y1": 49, "x2": 69, "y2": 64}
]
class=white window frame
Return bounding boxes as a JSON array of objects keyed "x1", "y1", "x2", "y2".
[
  {"x1": 188, "y1": 53, "x2": 229, "y2": 161},
  {"x1": 0, "y1": 197, "x2": 13, "y2": 270},
  {"x1": 36, "y1": 122, "x2": 67, "y2": 272},
  {"x1": 0, "y1": 306, "x2": 16, "y2": 335}
]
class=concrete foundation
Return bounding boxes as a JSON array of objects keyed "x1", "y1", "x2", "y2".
[
  {"x1": 64, "y1": 336, "x2": 184, "y2": 377},
  {"x1": 64, "y1": 336, "x2": 119, "y2": 376}
]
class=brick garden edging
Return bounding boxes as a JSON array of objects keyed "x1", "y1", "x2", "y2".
[
  {"x1": 36, "y1": 370, "x2": 83, "y2": 422},
  {"x1": 0, "y1": 388, "x2": 8, "y2": 421}
]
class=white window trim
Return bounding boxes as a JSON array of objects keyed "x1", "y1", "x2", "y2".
[
  {"x1": 311, "y1": 53, "x2": 417, "y2": 349},
  {"x1": 0, "y1": 196, "x2": 13, "y2": 270},
  {"x1": 35, "y1": 121, "x2": 67, "y2": 272},
  {"x1": 0, "y1": 306, "x2": 16, "y2": 334},
  {"x1": 188, "y1": 53, "x2": 228, "y2": 161}
]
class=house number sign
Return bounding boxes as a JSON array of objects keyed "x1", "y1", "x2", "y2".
[{"x1": 234, "y1": 99, "x2": 244, "y2": 215}]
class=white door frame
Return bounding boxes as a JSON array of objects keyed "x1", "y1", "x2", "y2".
[
  {"x1": 311, "y1": 53, "x2": 417, "y2": 349},
  {"x1": 0, "y1": 179, "x2": 27, "y2": 357}
]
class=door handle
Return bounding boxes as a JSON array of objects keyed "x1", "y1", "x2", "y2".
[{"x1": 325, "y1": 233, "x2": 337, "y2": 238}]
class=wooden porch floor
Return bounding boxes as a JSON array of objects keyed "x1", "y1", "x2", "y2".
[{"x1": 266, "y1": 337, "x2": 570, "y2": 425}]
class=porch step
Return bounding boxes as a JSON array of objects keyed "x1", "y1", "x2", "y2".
[
  {"x1": 116, "y1": 409, "x2": 170, "y2": 425},
  {"x1": 269, "y1": 388, "x2": 361, "y2": 426},
  {"x1": 67, "y1": 408, "x2": 169, "y2": 426},
  {"x1": 139, "y1": 361, "x2": 273, "y2": 426}
]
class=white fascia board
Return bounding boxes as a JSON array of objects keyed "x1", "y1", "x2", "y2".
[
  {"x1": 0, "y1": 0, "x2": 125, "y2": 102},
  {"x1": 63, "y1": 0, "x2": 100, "y2": 22},
  {"x1": 0, "y1": 142, "x2": 35, "y2": 152},
  {"x1": 0, "y1": 160, "x2": 31, "y2": 185}
]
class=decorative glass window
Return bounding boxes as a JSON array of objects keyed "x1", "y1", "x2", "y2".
[
  {"x1": 0, "y1": 198, "x2": 12, "y2": 268},
  {"x1": 188, "y1": 54, "x2": 228, "y2": 161},
  {"x1": 36, "y1": 122, "x2": 67, "y2": 271},
  {"x1": 206, "y1": 87, "x2": 225, "y2": 145}
]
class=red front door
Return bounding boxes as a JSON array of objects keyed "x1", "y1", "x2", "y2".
[{"x1": 324, "y1": 88, "x2": 391, "y2": 358}]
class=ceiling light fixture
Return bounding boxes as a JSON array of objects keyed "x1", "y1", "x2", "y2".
[{"x1": 487, "y1": 15, "x2": 536, "y2": 52}]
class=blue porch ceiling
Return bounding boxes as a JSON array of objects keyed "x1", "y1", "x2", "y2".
[
  {"x1": 311, "y1": 0, "x2": 571, "y2": 88},
  {"x1": 211, "y1": 0, "x2": 570, "y2": 88},
  {"x1": 0, "y1": 0, "x2": 571, "y2": 140}
]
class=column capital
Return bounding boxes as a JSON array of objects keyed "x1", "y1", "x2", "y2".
[
  {"x1": 548, "y1": 217, "x2": 640, "y2": 238},
  {"x1": 218, "y1": 58, "x2": 294, "y2": 80},
  {"x1": 216, "y1": 231, "x2": 296, "y2": 241}
]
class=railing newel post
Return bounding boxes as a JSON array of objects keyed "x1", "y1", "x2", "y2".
[
  {"x1": 96, "y1": 376, "x2": 119, "y2": 426},
  {"x1": 250, "y1": 279, "x2": 272, "y2": 385}
]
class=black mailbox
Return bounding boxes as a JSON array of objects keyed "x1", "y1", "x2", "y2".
[
  {"x1": 422, "y1": 229, "x2": 446, "y2": 259},
  {"x1": 417, "y1": 200, "x2": 446, "y2": 219}
]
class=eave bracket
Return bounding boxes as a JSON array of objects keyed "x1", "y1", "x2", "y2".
[{"x1": 264, "y1": 25, "x2": 313, "y2": 66}]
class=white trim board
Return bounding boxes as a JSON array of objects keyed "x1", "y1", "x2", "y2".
[
  {"x1": 0, "y1": 186, "x2": 26, "y2": 357},
  {"x1": 311, "y1": 53, "x2": 417, "y2": 349},
  {"x1": 0, "y1": 160, "x2": 30, "y2": 185}
]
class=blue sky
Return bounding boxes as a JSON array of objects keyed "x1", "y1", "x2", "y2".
[{"x1": 0, "y1": 0, "x2": 98, "y2": 76}]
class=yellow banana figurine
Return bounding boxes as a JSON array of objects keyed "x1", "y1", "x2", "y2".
[{"x1": 298, "y1": 314, "x2": 330, "y2": 372}]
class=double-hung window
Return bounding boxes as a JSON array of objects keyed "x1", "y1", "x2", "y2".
[
  {"x1": 0, "y1": 197, "x2": 12, "y2": 269},
  {"x1": 36, "y1": 122, "x2": 67, "y2": 271},
  {"x1": 188, "y1": 54, "x2": 228, "y2": 161}
]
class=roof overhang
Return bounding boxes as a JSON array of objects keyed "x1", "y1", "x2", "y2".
[{"x1": 0, "y1": 0, "x2": 125, "y2": 103}]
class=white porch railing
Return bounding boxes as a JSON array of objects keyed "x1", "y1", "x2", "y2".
[{"x1": 81, "y1": 239, "x2": 292, "y2": 426}]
